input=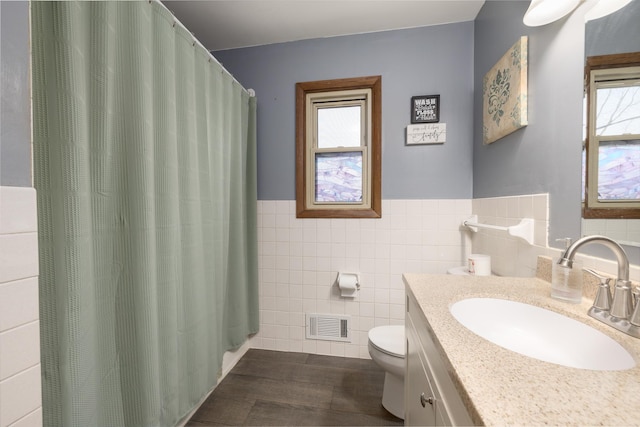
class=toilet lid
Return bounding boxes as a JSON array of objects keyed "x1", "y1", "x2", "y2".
[{"x1": 368, "y1": 325, "x2": 405, "y2": 357}]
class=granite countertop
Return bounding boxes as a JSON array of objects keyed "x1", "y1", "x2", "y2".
[{"x1": 403, "y1": 273, "x2": 640, "y2": 426}]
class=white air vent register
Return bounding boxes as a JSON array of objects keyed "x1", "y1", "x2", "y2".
[{"x1": 305, "y1": 313, "x2": 351, "y2": 342}]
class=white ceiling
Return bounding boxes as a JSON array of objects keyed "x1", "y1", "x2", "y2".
[{"x1": 162, "y1": 0, "x2": 486, "y2": 51}]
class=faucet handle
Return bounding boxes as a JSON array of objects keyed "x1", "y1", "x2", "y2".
[
  {"x1": 631, "y1": 287, "x2": 640, "y2": 326},
  {"x1": 585, "y1": 269, "x2": 613, "y2": 311},
  {"x1": 610, "y1": 280, "x2": 633, "y2": 321},
  {"x1": 584, "y1": 268, "x2": 612, "y2": 285}
]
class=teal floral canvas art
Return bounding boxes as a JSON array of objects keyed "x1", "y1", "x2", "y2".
[{"x1": 483, "y1": 36, "x2": 528, "y2": 144}]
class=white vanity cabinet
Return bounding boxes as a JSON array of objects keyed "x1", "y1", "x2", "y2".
[{"x1": 405, "y1": 289, "x2": 473, "y2": 426}]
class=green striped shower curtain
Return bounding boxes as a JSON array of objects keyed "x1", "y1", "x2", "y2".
[{"x1": 31, "y1": 2, "x2": 258, "y2": 425}]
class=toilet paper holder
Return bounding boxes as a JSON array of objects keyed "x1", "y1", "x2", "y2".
[{"x1": 336, "y1": 272, "x2": 360, "y2": 298}]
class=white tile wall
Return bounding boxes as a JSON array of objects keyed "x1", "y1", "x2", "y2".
[
  {"x1": 1, "y1": 185, "x2": 631, "y2": 426},
  {"x1": 471, "y1": 194, "x2": 550, "y2": 277},
  {"x1": 582, "y1": 218, "x2": 640, "y2": 247},
  {"x1": 254, "y1": 199, "x2": 473, "y2": 358},
  {"x1": 0, "y1": 366, "x2": 42, "y2": 427},
  {"x1": 471, "y1": 193, "x2": 639, "y2": 281},
  {"x1": 0, "y1": 186, "x2": 42, "y2": 427},
  {"x1": 253, "y1": 193, "x2": 639, "y2": 361}
]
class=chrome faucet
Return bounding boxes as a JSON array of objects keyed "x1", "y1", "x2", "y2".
[{"x1": 558, "y1": 235, "x2": 640, "y2": 339}]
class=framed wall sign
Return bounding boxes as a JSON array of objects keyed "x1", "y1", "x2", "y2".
[
  {"x1": 411, "y1": 94, "x2": 440, "y2": 124},
  {"x1": 406, "y1": 123, "x2": 447, "y2": 145}
]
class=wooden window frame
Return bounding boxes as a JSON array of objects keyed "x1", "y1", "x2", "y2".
[
  {"x1": 583, "y1": 52, "x2": 640, "y2": 219},
  {"x1": 296, "y1": 76, "x2": 382, "y2": 218}
]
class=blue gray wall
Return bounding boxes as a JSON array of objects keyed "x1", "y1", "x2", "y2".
[
  {"x1": 1, "y1": 1, "x2": 31, "y2": 187},
  {"x1": 473, "y1": 1, "x2": 640, "y2": 263},
  {"x1": 214, "y1": 23, "x2": 475, "y2": 201},
  {"x1": 473, "y1": 1, "x2": 585, "y2": 248},
  {"x1": 586, "y1": 0, "x2": 640, "y2": 57},
  {"x1": 216, "y1": 4, "x2": 587, "y2": 249},
  {"x1": 6, "y1": 1, "x2": 636, "y2": 257}
]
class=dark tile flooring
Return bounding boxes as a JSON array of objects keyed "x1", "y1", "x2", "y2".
[{"x1": 187, "y1": 349, "x2": 403, "y2": 426}]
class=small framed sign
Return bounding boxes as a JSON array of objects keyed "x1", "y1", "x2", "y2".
[
  {"x1": 411, "y1": 95, "x2": 440, "y2": 124},
  {"x1": 406, "y1": 123, "x2": 447, "y2": 145}
]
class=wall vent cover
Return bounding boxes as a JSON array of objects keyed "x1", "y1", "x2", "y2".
[{"x1": 305, "y1": 313, "x2": 351, "y2": 342}]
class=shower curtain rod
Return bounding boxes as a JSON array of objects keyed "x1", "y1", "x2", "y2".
[{"x1": 152, "y1": 0, "x2": 255, "y2": 97}]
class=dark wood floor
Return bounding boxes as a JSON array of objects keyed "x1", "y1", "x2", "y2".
[{"x1": 187, "y1": 349, "x2": 404, "y2": 426}]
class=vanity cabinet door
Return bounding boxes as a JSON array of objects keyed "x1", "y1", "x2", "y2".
[
  {"x1": 405, "y1": 288, "x2": 474, "y2": 426},
  {"x1": 405, "y1": 316, "x2": 437, "y2": 425}
]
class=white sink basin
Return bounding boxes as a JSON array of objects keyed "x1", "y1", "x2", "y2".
[{"x1": 450, "y1": 298, "x2": 635, "y2": 371}]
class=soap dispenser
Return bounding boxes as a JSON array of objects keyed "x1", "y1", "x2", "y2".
[{"x1": 551, "y1": 238, "x2": 583, "y2": 303}]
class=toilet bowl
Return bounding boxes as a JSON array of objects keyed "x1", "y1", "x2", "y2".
[{"x1": 368, "y1": 325, "x2": 405, "y2": 419}]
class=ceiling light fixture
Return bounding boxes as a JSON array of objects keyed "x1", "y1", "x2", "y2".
[{"x1": 523, "y1": 0, "x2": 582, "y2": 26}]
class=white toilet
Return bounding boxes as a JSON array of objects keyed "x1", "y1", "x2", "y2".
[
  {"x1": 368, "y1": 268, "x2": 468, "y2": 419},
  {"x1": 368, "y1": 325, "x2": 405, "y2": 419}
]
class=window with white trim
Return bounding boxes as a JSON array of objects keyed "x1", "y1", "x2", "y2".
[{"x1": 584, "y1": 53, "x2": 640, "y2": 219}]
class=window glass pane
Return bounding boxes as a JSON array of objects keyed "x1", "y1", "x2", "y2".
[
  {"x1": 315, "y1": 152, "x2": 362, "y2": 202},
  {"x1": 597, "y1": 139, "x2": 640, "y2": 201},
  {"x1": 317, "y1": 106, "x2": 361, "y2": 148},
  {"x1": 596, "y1": 85, "x2": 640, "y2": 136}
]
